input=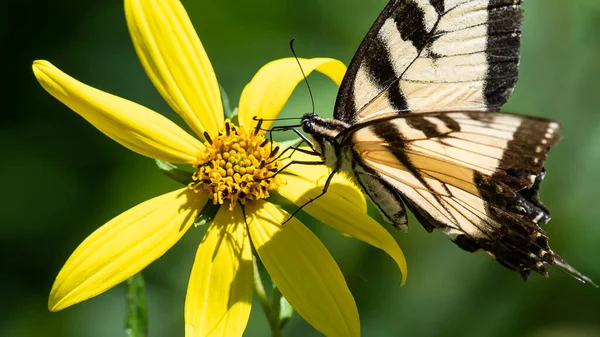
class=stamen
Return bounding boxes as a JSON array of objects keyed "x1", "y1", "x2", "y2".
[
  {"x1": 269, "y1": 146, "x2": 280, "y2": 158},
  {"x1": 254, "y1": 118, "x2": 263, "y2": 136},
  {"x1": 203, "y1": 132, "x2": 213, "y2": 145}
]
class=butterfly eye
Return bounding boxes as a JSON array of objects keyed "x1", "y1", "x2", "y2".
[{"x1": 301, "y1": 120, "x2": 311, "y2": 134}]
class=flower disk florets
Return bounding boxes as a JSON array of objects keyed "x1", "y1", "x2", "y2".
[{"x1": 190, "y1": 120, "x2": 281, "y2": 209}]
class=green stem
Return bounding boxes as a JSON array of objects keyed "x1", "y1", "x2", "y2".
[
  {"x1": 270, "y1": 286, "x2": 283, "y2": 326},
  {"x1": 125, "y1": 273, "x2": 148, "y2": 337},
  {"x1": 253, "y1": 258, "x2": 283, "y2": 337}
]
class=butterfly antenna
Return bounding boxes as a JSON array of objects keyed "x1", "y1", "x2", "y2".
[
  {"x1": 252, "y1": 116, "x2": 301, "y2": 122},
  {"x1": 290, "y1": 39, "x2": 315, "y2": 114}
]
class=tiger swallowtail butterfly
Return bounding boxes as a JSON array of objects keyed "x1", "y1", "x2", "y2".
[{"x1": 296, "y1": 0, "x2": 596, "y2": 285}]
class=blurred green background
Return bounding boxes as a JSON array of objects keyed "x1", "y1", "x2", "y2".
[{"x1": 3, "y1": 0, "x2": 600, "y2": 336}]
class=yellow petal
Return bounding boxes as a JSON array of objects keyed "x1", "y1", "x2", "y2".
[
  {"x1": 32, "y1": 60, "x2": 203, "y2": 164},
  {"x1": 282, "y1": 147, "x2": 366, "y2": 210},
  {"x1": 277, "y1": 174, "x2": 408, "y2": 285},
  {"x1": 238, "y1": 58, "x2": 346, "y2": 129},
  {"x1": 125, "y1": 0, "x2": 223, "y2": 138},
  {"x1": 246, "y1": 201, "x2": 360, "y2": 337},
  {"x1": 49, "y1": 188, "x2": 207, "y2": 311},
  {"x1": 185, "y1": 207, "x2": 252, "y2": 337}
]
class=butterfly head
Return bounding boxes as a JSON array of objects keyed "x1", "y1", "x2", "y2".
[
  {"x1": 301, "y1": 113, "x2": 349, "y2": 137},
  {"x1": 301, "y1": 113, "x2": 350, "y2": 168}
]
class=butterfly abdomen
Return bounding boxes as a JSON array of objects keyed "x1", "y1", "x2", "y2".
[{"x1": 351, "y1": 159, "x2": 409, "y2": 231}]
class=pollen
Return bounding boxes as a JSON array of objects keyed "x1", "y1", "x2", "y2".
[{"x1": 190, "y1": 120, "x2": 282, "y2": 210}]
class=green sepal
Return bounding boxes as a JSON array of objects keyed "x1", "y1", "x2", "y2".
[
  {"x1": 220, "y1": 85, "x2": 239, "y2": 124},
  {"x1": 229, "y1": 107, "x2": 239, "y2": 125},
  {"x1": 278, "y1": 295, "x2": 294, "y2": 330},
  {"x1": 125, "y1": 273, "x2": 148, "y2": 337},
  {"x1": 155, "y1": 160, "x2": 194, "y2": 186},
  {"x1": 271, "y1": 285, "x2": 294, "y2": 330},
  {"x1": 220, "y1": 85, "x2": 233, "y2": 118},
  {"x1": 194, "y1": 201, "x2": 220, "y2": 227},
  {"x1": 276, "y1": 137, "x2": 303, "y2": 152}
]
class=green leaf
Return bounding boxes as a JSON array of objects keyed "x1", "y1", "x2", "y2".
[
  {"x1": 194, "y1": 202, "x2": 220, "y2": 227},
  {"x1": 125, "y1": 273, "x2": 148, "y2": 337},
  {"x1": 155, "y1": 159, "x2": 194, "y2": 185}
]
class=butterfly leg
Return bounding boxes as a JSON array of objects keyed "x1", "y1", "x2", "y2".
[
  {"x1": 283, "y1": 169, "x2": 338, "y2": 225},
  {"x1": 255, "y1": 160, "x2": 325, "y2": 183},
  {"x1": 291, "y1": 128, "x2": 318, "y2": 153},
  {"x1": 267, "y1": 144, "x2": 320, "y2": 166},
  {"x1": 267, "y1": 128, "x2": 320, "y2": 164}
]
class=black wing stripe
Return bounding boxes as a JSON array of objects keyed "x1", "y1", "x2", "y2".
[
  {"x1": 363, "y1": 37, "x2": 409, "y2": 111},
  {"x1": 405, "y1": 116, "x2": 446, "y2": 138},
  {"x1": 437, "y1": 114, "x2": 461, "y2": 131},
  {"x1": 394, "y1": 1, "x2": 431, "y2": 52},
  {"x1": 430, "y1": 0, "x2": 445, "y2": 14},
  {"x1": 484, "y1": 0, "x2": 523, "y2": 108}
]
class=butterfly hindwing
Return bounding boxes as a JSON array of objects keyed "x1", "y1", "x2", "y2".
[
  {"x1": 347, "y1": 111, "x2": 581, "y2": 278},
  {"x1": 334, "y1": 0, "x2": 523, "y2": 123}
]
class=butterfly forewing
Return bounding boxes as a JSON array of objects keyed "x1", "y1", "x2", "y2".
[{"x1": 334, "y1": 0, "x2": 523, "y2": 123}]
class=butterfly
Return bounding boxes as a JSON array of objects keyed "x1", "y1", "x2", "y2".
[{"x1": 295, "y1": 0, "x2": 596, "y2": 285}]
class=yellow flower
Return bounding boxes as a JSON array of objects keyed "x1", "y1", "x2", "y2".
[{"x1": 32, "y1": 0, "x2": 407, "y2": 336}]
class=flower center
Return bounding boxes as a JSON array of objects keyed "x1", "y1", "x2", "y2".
[{"x1": 190, "y1": 120, "x2": 281, "y2": 209}]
